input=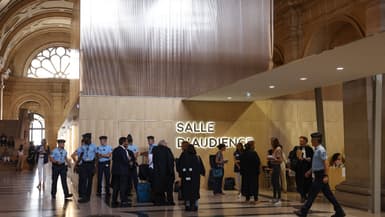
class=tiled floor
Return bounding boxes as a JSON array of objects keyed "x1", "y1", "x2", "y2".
[{"x1": 0, "y1": 165, "x2": 383, "y2": 217}]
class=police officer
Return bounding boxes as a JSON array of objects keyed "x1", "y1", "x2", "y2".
[
  {"x1": 50, "y1": 139, "x2": 73, "y2": 200},
  {"x1": 127, "y1": 134, "x2": 139, "y2": 193},
  {"x1": 96, "y1": 136, "x2": 112, "y2": 196},
  {"x1": 77, "y1": 133, "x2": 97, "y2": 203},
  {"x1": 294, "y1": 132, "x2": 345, "y2": 217}
]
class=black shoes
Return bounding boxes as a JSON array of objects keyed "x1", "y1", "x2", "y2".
[
  {"x1": 293, "y1": 210, "x2": 305, "y2": 217},
  {"x1": 120, "y1": 202, "x2": 131, "y2": 207},
  {"x1": 65, "y1": 193, "x2": 73, "y2": 199},
  {"x1": 96, "y1": 193, "x2": 101, "y2": 197},
  {"x1": 78, "y1": 198, "x2": 90, "y2": 203},
  {"x1": 185, "y1": 206, "x2": 198, "y2": 212},
  {"x1": 111, "y1": 201, "x2": 119, "y2": 208}
]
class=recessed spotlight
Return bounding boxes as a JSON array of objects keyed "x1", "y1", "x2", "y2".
[
  {"x1": 299, "y1": 77, "x2": 308, "y2": 81},
  {"x1": 227, "y1": 97, "x2": 232, "y2": 100},
  {"x1": 336, "y1": 67, "x2": 344, "y2": 71},
  {"x1": 269, "y1": 85, "x2": 275, "y2": 89},
  {"x1": 245, "y1": 92, "x2": 251, "y2": 97}
]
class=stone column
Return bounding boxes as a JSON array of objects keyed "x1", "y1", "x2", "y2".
[
  {"x1": 336, "y1": 78, "x2": 385, "y2": 210},
  {"x1": 335, "y1": 79, "x2": 372, "y2": 210},
  {"x1": 336, "y1": 1, "x2": 385, "y2": 211}
]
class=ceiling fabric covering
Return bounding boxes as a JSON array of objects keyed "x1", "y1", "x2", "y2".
[{"x1": 81, "y1": 0, "x2": 272, "y2": 97}]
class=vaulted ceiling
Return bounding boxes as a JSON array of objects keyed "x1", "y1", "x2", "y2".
[{"x1": 0, "y1": 0, "x2": 76, "y2": 77}]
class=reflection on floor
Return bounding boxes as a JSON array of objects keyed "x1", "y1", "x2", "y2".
[{"x1": 0, "y1": 167, "x2": 384, "y2": 217}]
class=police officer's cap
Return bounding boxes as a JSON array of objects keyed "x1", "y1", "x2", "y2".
[
  {"x1": 82, "y1": 133, "x2": 92, "y2": 139},
  {"x1": 99, "y1": 136, "x2": 107, "y2": 140},
  {"x1": 147, "y1": 136, "x2": 154, "y2": 140},
  {"x1": 57, "y1": 139, "x2": 66, "y2": 143},
  {"x1": 310, "y1": 132, "x2": 322, "y2": 139}
]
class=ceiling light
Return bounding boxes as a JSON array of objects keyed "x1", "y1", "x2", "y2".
[
  {"x1": 269, "y1": 85, "x2": 275, "y2": 89},
  {"x1": 245, "y1": 92, "x2": 251, "y2": 97},
  {"x1": 336, "y1": 67, "x2": 344, "y2": 71},
  {"x1": 299, "y1": 77, "x2": 308, "y2": 81},
  {"x1": 227, "y1": 97, "x2": 232, "y2": 100}
]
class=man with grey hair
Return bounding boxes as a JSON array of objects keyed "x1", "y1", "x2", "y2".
[{"x1": 152, "y1": 139, "x2": 175, "y2": 206}]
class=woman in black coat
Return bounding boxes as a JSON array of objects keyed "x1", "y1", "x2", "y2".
[
  {"x1": 178, "y1": 144, "x2": 205, "y2": 211},
  {"x1": 240, "y1": 141, "x2": 261, "y2": 204}
]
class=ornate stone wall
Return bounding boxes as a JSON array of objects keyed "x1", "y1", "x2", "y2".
[{"x1": 3, "y1": 77, "x2": 70, "y2": 148}]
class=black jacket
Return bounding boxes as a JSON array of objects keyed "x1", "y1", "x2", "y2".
[
  {"x1": 289, "y1": 145, "x2": 314, "y2": 172},
  {"x1": 152, "y1": 145, "x2": 175, "y2": 193},
  {"x1": 240, "y1": 149, "x2": 261, "y2": 176},
  {"x1": 177, "y1": 151, "x2": 205, "y2": 200},
  {"x1": 112, "y1": 146, "x2": 134, "y2": 175}
]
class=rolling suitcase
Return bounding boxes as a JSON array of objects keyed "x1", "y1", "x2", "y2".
[{"x1": 137, "y1": 182, "x2": 151, "y2": 203}]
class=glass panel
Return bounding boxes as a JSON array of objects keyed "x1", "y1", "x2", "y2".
[
  {"x1": 31, "y1": 129, "x2": 42, "y2": 146},
  {"x1": 42, "y1": 50, "x2": 50, "y2": 58},
  {"x1": 31, "y1": 59, "x2": 41, "y2": 68},
  {"x1": 34, "y1": 114, "x2": 45, "y2": 128},
  {"x1": 29, "y1": 114, "x2": 45, "y2": 145},
  {"x1": 57, "y1": 47, "x2": 65, "y2": 56}
]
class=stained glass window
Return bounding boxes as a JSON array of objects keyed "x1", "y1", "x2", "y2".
[{"x1": 27, "y1": 47, "x2": 73, "y2": 78}]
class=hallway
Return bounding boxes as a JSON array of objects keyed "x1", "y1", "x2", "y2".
[{"x1": 0, "y1": 167, "x2": 383, "y2": 217}]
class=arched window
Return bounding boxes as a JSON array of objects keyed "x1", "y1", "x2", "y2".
[
  {"x1": 27, "y1": 46, "x2": 76, "y2": 79},
  {"x1": 29, "y1": 113, "x2": 45, "y2": 146}
]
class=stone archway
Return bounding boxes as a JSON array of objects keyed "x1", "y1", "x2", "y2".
[
  {"x1": 9, "y1": 93, "x2": 51, "y2": 120},
  {"x1": 303, "y1": 15, "x2": 365, "y2": 57},
  {"x1": 7, "y1": 93, "x2": 58, "y2": 145}
]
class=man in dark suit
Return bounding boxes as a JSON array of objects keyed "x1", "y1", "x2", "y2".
[
  {"x1": 111, "y1": 137, "x2": 135, "y2": 207},
  {"x1": 289, "y1": 136, "x2": 314, "y2": 203}
]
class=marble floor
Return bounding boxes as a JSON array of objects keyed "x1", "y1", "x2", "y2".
[{"x1": 0, "y1": 165, "x2": 383, "y2": 217}]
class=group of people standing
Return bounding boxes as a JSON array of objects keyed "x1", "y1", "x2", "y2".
[
  {"x1": 227, "y1": 132, "x2": 346, "y2": 217},
  {"x1": 46, "y1": 133, "x2": 206, "y2": 211},
  {"x1": 37, "y1": 130, "x2": 345, "y2": 217}
]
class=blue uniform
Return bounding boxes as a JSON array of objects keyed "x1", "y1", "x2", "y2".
[
  {"x1": 312, "y1": 145, "x2": 327, "y2": 171},
  {"x1": 50, "y1": 147, "x2": 71, "y2": 198},
  {"x1": 96, "y1": 144, "x2": 112, "y2": 195},
  {"x1": 51, "y1": 148, "x2": 67, "y2": 164},
  {"x1": 77, "y1": 143, "x2": 97, "y2": 200},
  {"x1": 298, "y1": 144, "x2": 345, "y2": 216},
  {"x1": 77, "y1": 143, "x2": 97, "y2": 161},
  {"x1": 127, "y1": 145, "x2": 139, "y2": 192},
  {"x1": 149, "y1": 143, "x2": 157, "y2": 154},
  {"x1": 96, "y1": 145, "x2": 113, "y2": 162},
  {"x1": 127, "y1": 144, "x2": 138, "y2": 154}
]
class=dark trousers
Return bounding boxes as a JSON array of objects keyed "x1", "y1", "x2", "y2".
[
  {"x1": 112, "y1": 174, "x2": 129, "y2": 203},
  {"x1": 128, "y1": 168, "x2": 138, "y2": 193},
  {"x1": 213, "y1": 168, "x2": 224, "y2": 194},
  {"x1": 79, "y1": 162, "x2": 94, "y2": 199},
  {"x1": 271, "y1": 164, "x2": 281, "y2": 199},
  {"x1": 300, "y1": 171, "x2": 344, "y2": 216},
  {"x1": 97, "y1": 161, "x2": 111, "y2": 194},
  {"x1": 295, "y1": 170, "x2": 312, "y2": 199},
  {"x1": 243, "y1": 174, "x2": 259, "y2": 201},
  {"x1": 154, "y1": 182, "x2": 174, "y2": 205},
  {"x1": 51, "y1": 165, "x2": 70, "y2": 197}
]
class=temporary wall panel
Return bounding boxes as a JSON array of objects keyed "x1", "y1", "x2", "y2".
[{"x1": 81, "y1": 0, "x2": 272, "y2": 97}]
